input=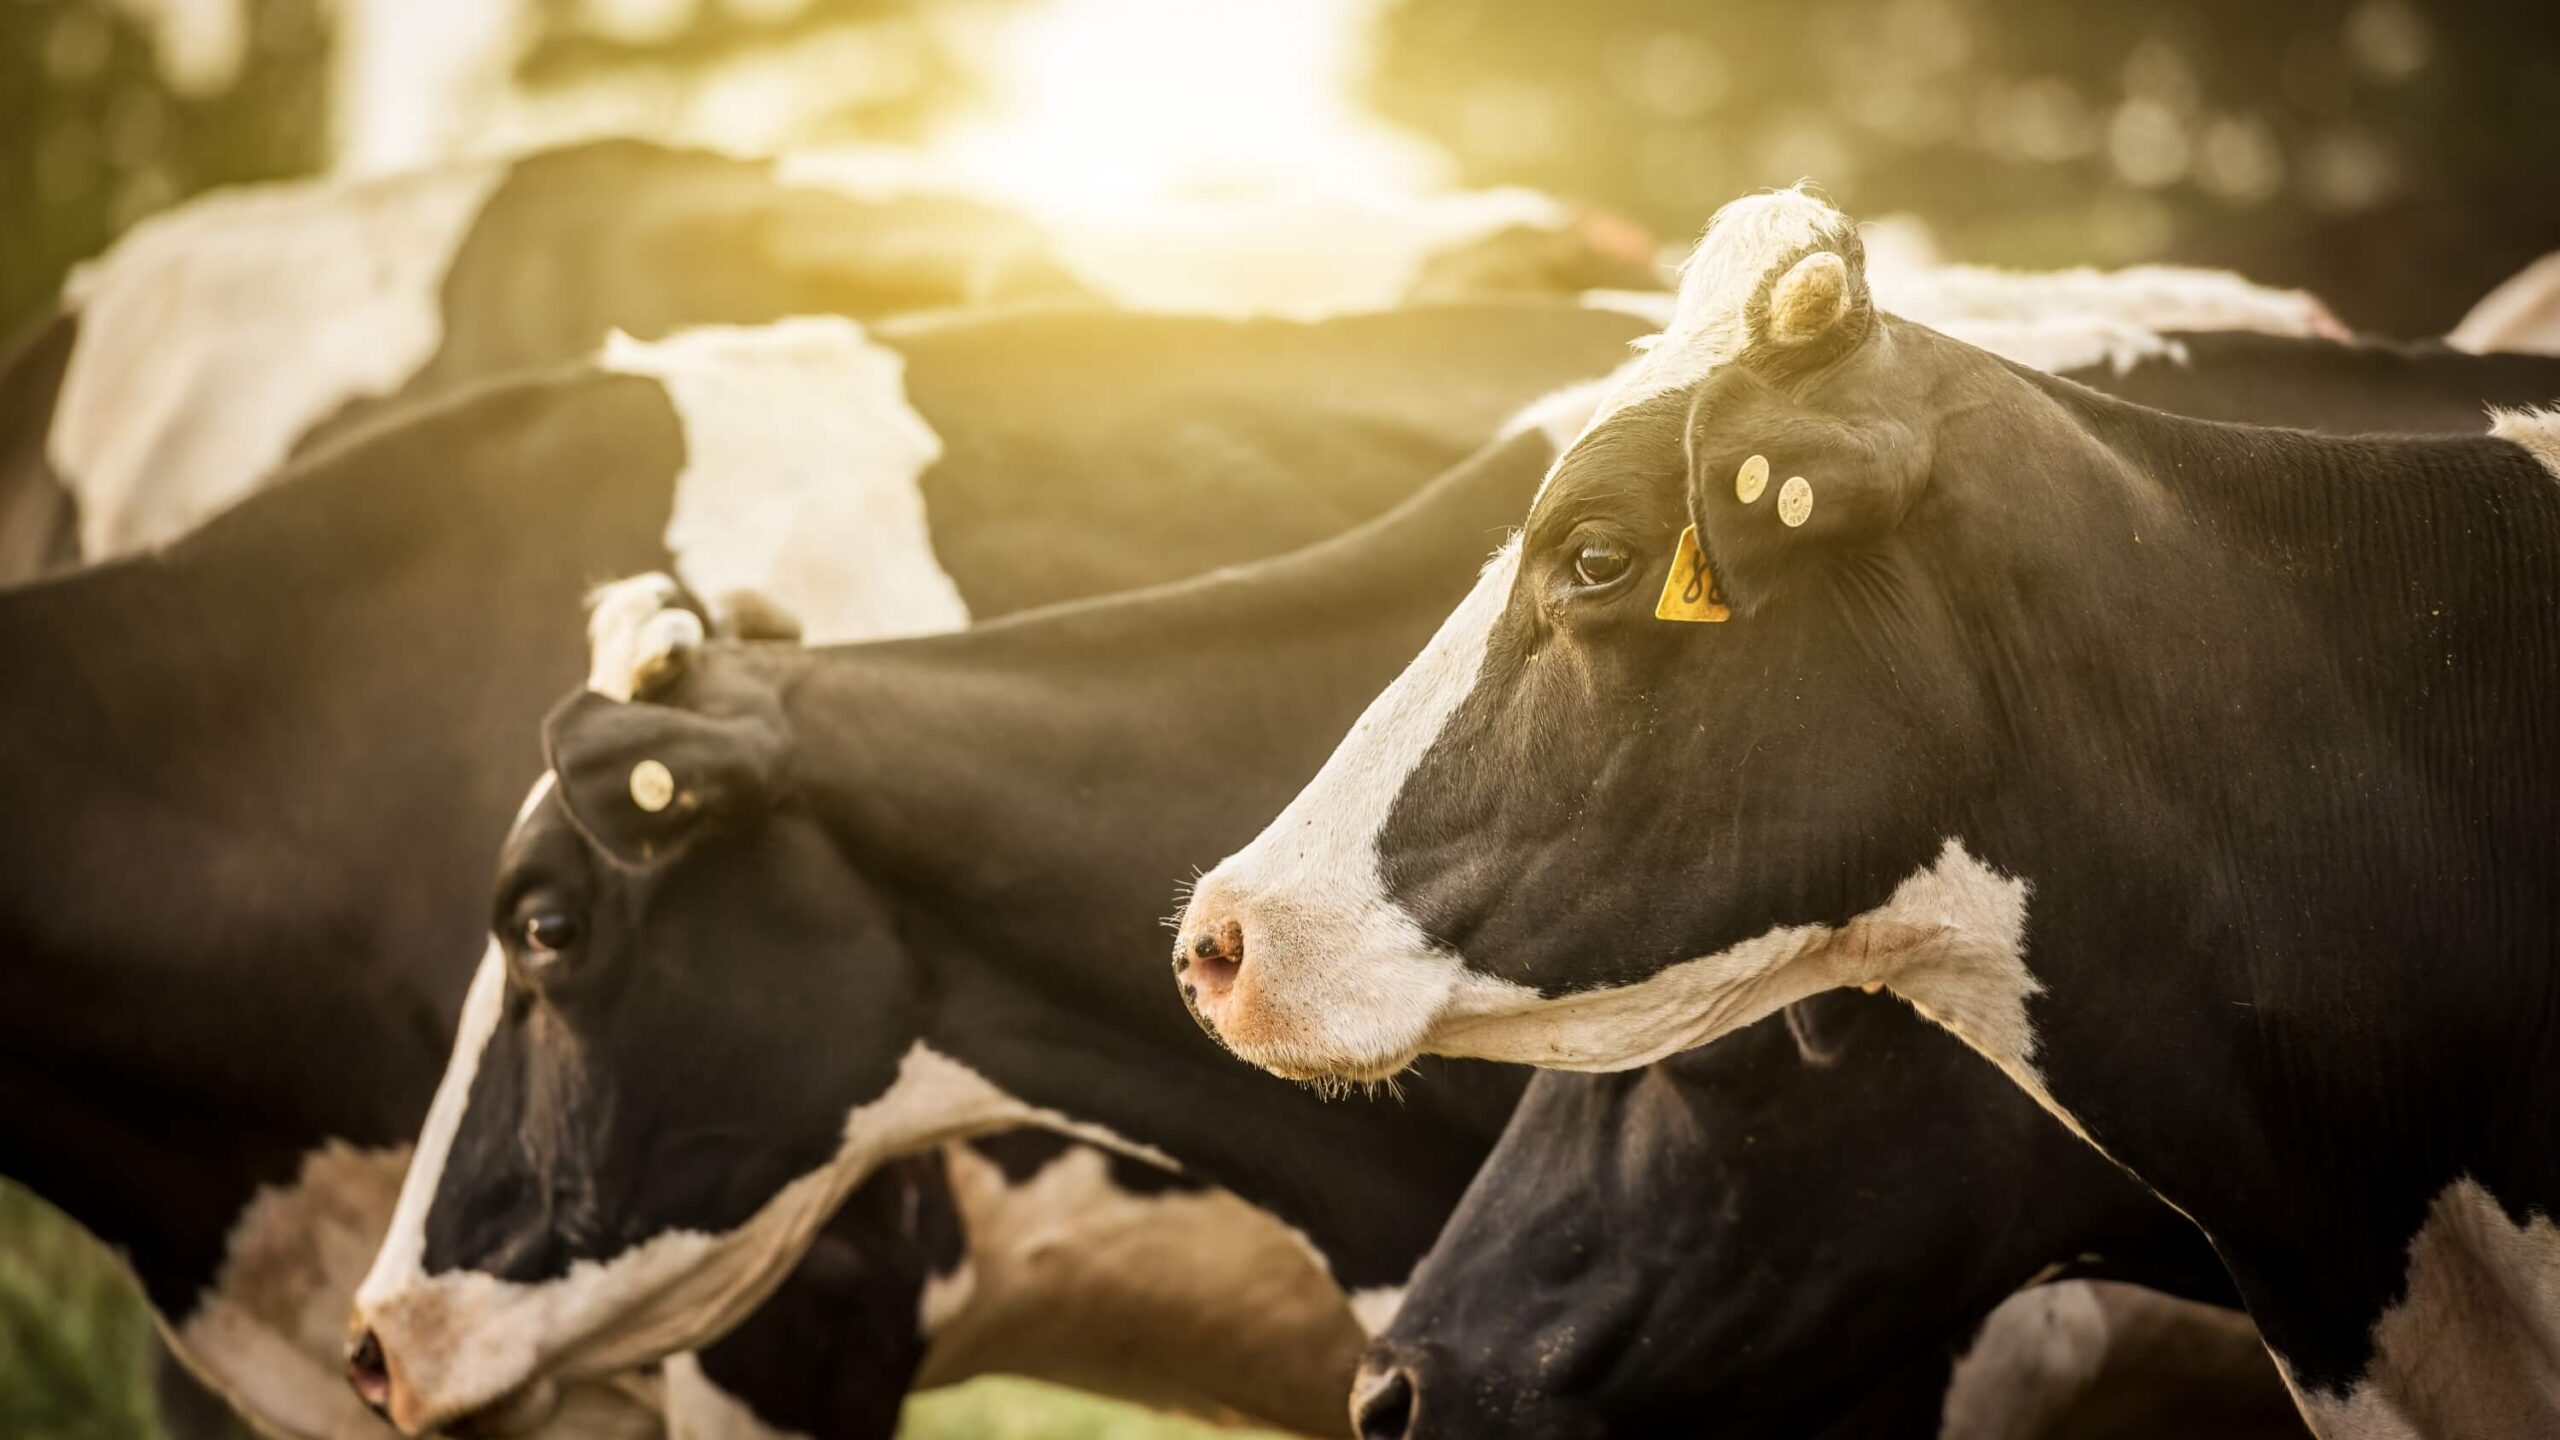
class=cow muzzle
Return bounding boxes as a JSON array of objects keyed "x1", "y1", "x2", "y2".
[{"x1": 347, "y1": 1322, "x2": 566, "y2": 1437}]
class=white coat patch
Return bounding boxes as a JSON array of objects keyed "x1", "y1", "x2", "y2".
[
  {"x1": 602, "y1": 319, "x2": 971, "y2": 646},
  {"x1": 2290, "y1": 1178, "x2": 2560, "y2": 1440},
  {"x1": 52, "y1": 160, "x2": 505, "y2": 558},
  {"x1": 2452, "y1": 251, "x2": 2560, "y2": 356}
]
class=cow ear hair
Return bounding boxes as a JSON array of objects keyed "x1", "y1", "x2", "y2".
[{"x1": 540, "y1": 680, "x2": 792, "y2": 868}]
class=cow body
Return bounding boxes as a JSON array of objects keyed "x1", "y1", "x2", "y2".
[
  {"x1": 0, "y1": 302, "x2": 1644, "y2": 1437},
  {"x1": 1178, "y1": 187, "x2": 2560, "y2": 1438},
  {"x1": 1351, "y1": 327, "x2": 2560, "y2": 1440}
]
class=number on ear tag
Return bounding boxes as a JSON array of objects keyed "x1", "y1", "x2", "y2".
[{"x1": 1655, "y1": 525, "x2": 1732, "y2": 623}]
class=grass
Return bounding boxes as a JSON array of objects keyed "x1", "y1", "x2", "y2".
[{"x1": 0, "y1": 1180, "x2": 1298, "y2": 1440}]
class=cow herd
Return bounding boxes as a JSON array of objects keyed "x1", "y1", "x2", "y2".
[{"x1": 6, "y1": 145, "x2": 2560, "y2": 1440}]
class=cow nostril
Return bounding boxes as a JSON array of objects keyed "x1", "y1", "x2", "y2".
[
  {"x1": 345, "y1": 1328, "x2": 391, "y2": 1415},
  {"x1": 1352, "y1": 1361, "x2": 1419, "y2": 1440},
  {"x1": 1180, "y1": 918, "x2": 1246, "y2": 998}
]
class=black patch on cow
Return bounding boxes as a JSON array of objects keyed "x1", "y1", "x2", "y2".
[{"x1": 691, "y1": 1150, "x2": 958, "y2": 1440}]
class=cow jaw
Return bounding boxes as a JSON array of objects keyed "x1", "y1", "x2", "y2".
[{"x1": 358, "y1": 970, "x2": 1170, "y2": 1432}]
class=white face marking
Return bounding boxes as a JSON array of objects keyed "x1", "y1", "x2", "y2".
[
  {"x1": 50, "y1": 160, "x2": 504, "y2": 559},
  {"x1": 1938, "y1": 1281, "x2": 2280, "y2": 1440},
  {"x1": 2287, "y1": 1178, "x2": 2560, "y2": 1440},
  {"x1": 917, "y1": 1142, "x2": 1361, "y2": 1435},
  {"x1": 358, "y1": 1035, "x2": 1174, "y2": 1432},
  {"x1": 2451, "y1": 250, "x2": 2560, "y2": 356},
  {"x1": 1178, "y1": 542, "x2": 1523, "y2": 1081},
  {"x1": 602, "y1": 318, "x2": 972, "y2": 647}
]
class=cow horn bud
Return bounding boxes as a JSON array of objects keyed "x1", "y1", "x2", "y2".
[{"x1": 1765, "y1": 251, "x2": 1852, "y2": 346}]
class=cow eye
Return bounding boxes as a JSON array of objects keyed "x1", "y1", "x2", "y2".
[
  {"x1": 1572, "y1": 540, "x2": 1634, "y2": 588},
  {"x1": 521, "y1": 910, "x2": 583, "y2": 958}
]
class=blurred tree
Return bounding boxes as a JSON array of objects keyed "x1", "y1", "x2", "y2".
[
  {"x1": 0, "y1": 0, "x2": 329, "y2": 338},
  {"x1": 1372, "y1": 0, "x2": 2560, "y2": 332}
]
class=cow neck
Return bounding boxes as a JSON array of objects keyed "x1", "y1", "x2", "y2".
[
  {"x1": 0, "y1": 370, "x2": 675, "y2": 1308},
  {"x1": 1964, "y1": 380, "x2": 2560, "y2": 1221},
  {"x1": 778, "y1": 432, "x2": 1556, "y2": 1285},
  {"x1": 2030, "y1": 374, "x2": 2560, "y2": 911}
]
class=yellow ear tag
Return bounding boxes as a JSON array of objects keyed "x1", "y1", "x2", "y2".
[{"x1": 1654, "y1": 525, "x2": 1732, "y2": 623}]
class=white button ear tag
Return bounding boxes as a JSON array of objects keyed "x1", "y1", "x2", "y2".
[
  {"x1": 1736, "y1": 454, "x2": 1769, "y2": 505},
  {"x1": 629, "y1": 759, "x2": 676, "y2": 813},
  {"x1": 1778, "y1": 476, "x2": 1814, "y2": 528}
]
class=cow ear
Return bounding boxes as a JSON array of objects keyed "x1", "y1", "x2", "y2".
[
  {"x1": 540, "y1": 685, "x2": 792, "y2": 868},
  {"x1": 1680, "y1": 339, "x2": 1929, "y2": 609}
]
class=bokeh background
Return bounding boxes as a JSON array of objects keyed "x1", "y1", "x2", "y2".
[{"x1": 5, "y1": 0, "x2": 2556, "y2": 1434}]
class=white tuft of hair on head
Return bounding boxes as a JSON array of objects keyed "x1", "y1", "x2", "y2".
[
  {"x1": 1605, "y1": 186, "x2": 1852, "y2": 412},
  {"x1": 584, "y1": 573, "x2": 702, "y2": 702}
]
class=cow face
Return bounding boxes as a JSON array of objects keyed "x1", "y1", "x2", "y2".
[
  {"x1": 350, "y1": 665, "x2": 948, "y2": 1433},
  {"x1": 1178, "y1": 188, "x2": 2144, "y2": 1083},
  {"x1": 1356, "y1": 990, "x2": 2212, "y2": 1439}
]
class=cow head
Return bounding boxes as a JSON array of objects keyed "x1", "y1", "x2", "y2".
[
  {"x1": 1176, "y1": 186, "x2": 2175, "y2": 1083},
  {"x1": 348, "y1": 646, "x2": 971, "y2": 1432},
  {"x1": 1352, "y1": 989, "x2": 2220, "y2": 1439}
]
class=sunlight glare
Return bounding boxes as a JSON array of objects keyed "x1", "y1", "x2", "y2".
[{"x1": 931, "y1": 0, "x2": 1448, "y2": 213}]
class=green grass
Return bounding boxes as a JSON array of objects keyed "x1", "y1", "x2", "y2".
[
  {"x1": 0, "y1": 1180, "x2": 1297, "y2": 1440},
  {"x1": 902, "y1": 1380, "x2": 1299, "y2": 1440}
]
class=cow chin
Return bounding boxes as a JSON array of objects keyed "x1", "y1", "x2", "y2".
[{"x1": 357, "y1": 1164, "x2": 845, "y2": 1434}]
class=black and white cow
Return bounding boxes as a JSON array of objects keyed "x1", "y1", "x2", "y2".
[
  {"x1": 1177, "y1": 187, "x2": 2560, "y2": 1437},
  {"x1": 1356, "y1": 988, "x2": 2297, "y2": 1440},
  {"x1": 334, "y1": 272, "x2": 2543, "y2": 1432},
  {"x1": 0, "y1": 301, "x2": 1644, "y2": 1437},
  {"x1": 0, "y1": 137, "x2": 1091, "y2": 582},
  {"x1": 0, "y1": 137, "x2": 1666, "y2": 587},
  {"x1": 339, "y1": 423, "x2": 1570, "y2": 1434}
]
